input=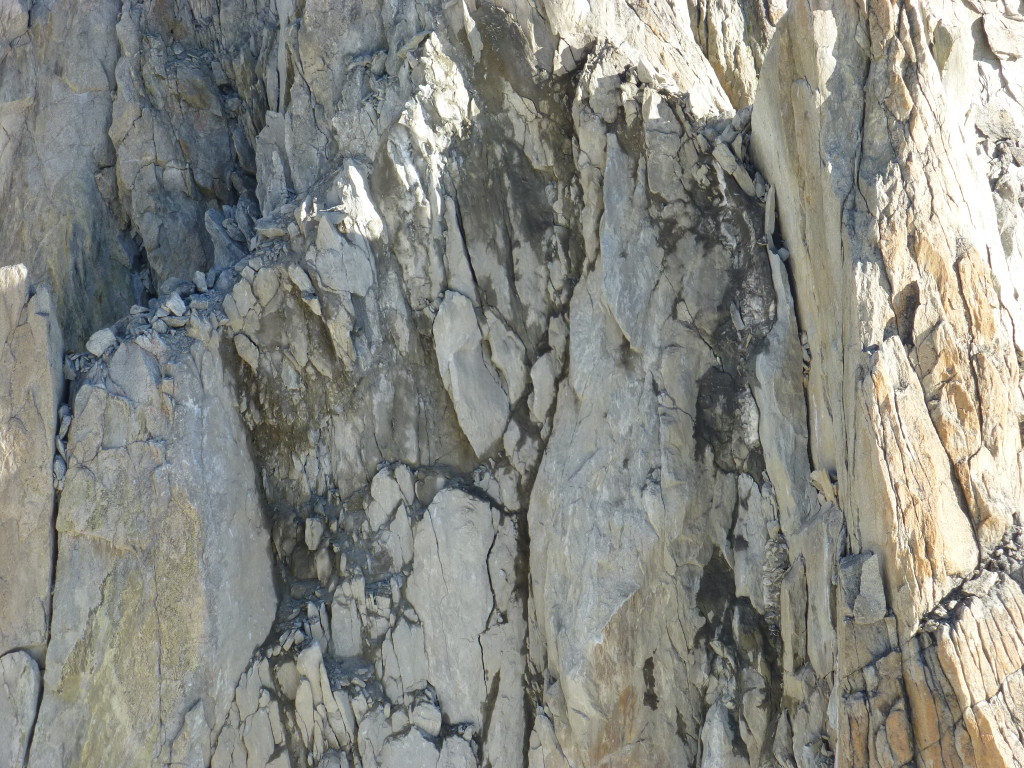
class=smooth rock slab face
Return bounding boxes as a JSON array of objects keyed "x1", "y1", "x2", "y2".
[
  {"x1": 527, "y1": 49, "x2": 783, "y2": 766},
  {"x1": 406, "y1": 488, "x2": 504, "y2": 727},
  {"x1": 0, "y1": 0, "x2": 137, "y2": 347},
  {"x1": 0, "y1": 651, "x2": 42, "y2": 768},
  {"x1": 28, "y1": 332, "x2": 276, "y2": 768},
  {"x1": 0, "y1": 265, "x2": 63, "y2": 659},
  {"x1": 433, "y1": 292, "x2": 510, "y2": 456}
]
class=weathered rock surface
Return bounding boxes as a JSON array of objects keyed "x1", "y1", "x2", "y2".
[{"x1": 1, "y1": 0, "x2": 1023, "y2": 766}]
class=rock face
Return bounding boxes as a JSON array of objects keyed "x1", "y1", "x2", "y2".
[
  {"x1": 30, "y1": 327, "x2": 276, "y2": 768},
  {"x1": 0, "y1": 265, "x2": 62, "y2": 662},
  {"x1": 1, "y1": 0, "x2": 1023, "y2": 766},
  {"x1": 0, "y1": 652, "x2": 41, "y2": 768}
]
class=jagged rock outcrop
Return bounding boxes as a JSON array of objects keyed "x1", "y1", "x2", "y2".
[{"x1": 1, "y1": 0, "x2": 1023, "y2": 767}]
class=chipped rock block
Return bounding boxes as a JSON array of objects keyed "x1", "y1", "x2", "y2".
[
  {"x1": 223, "y1": 275, "x2": 262, "y2": 337},
  {"x1": 381, "y1": 619, "x2": 430, "y2": 703},
  {"x1": 234, "y1": 333, "x2": 260, "y2": 372},
  {"x1": 599, "y1": 135, "x2": 664, "y2": 350},
  {"x1": 731, "y1": 474, "x2": 775, "y2": 614},
  {"x1": 700, "y1": 700, "x2": 749, "y2": 767},
  {"x1": 0, "y1": 265, "x2": 63, "y2": 659},
  {"x1": 305, "y1": 516, "x2": 326, "y2": 550},
  {"x1": 410, "y1": 693, "x2": 443, "y2": 737},
  {"x1": 164, "y1": 292, "x2": 188, "y2": 317},
  {"x1": 855, "y1": 338, "x2": 979, "y2": 639},
  {"x1": 330, "y1": 597, "x2": 362, "y2": 658},
  {"x1": 528, "y1": 352, "x2": 557, "y2": 425},
  {"x1": 839, "y1": 551, "x2": 887, "y2": 626},
  {"x1": 255, "y1": 136, "x2": 289, "y2": 215},
  {"x1": 289, "y1": 643, "x2": 358, "y2": 763},
  {"x1": 484, "y1": 310, "x2": 528, "y2": 406},
  {"x1": 29, "y1": 333, "x2": 276, "y2": 768},
  {"x1": 306, "y1": 163, "x2": 384, "y2": 300},
  {"x1": 367, "y1": 469, "x2": 405, "y2": 532}
]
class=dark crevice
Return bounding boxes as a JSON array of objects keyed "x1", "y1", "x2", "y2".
[
  {"x1": 642, "y1": 656, "x2": 658, "y2": 710},
  {"x1": 890, "y1": 280, "x2": 919, "y2": 348}
]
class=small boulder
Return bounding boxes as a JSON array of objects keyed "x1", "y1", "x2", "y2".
[{"x1": 85, "y1": 328, "x2": 116, "y2": 357}]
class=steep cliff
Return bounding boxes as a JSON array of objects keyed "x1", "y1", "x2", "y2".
[{"x1": 1, "y1": 0, "x2": 1023, "y2": 766}]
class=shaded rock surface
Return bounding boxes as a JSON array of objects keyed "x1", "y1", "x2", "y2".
[{"x1": 0, "y1": 0, "x2": 1023, "y2": 766}]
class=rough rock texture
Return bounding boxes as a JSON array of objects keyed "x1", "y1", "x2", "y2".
[{"x1": 2, "y1": 0, "x2": 1024, "y2": 766}]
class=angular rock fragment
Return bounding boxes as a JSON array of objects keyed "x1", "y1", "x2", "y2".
[{"x1": 85, "y1": 327, "x2": 116, "y2": 357}]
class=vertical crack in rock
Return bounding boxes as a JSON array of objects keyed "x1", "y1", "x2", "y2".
[
  {"x1": 25, "y1": 382, "x2": 73, "y2": 768},
  {"x1": 0, "y1": 265, "x2": 62, "y2": 768}
]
